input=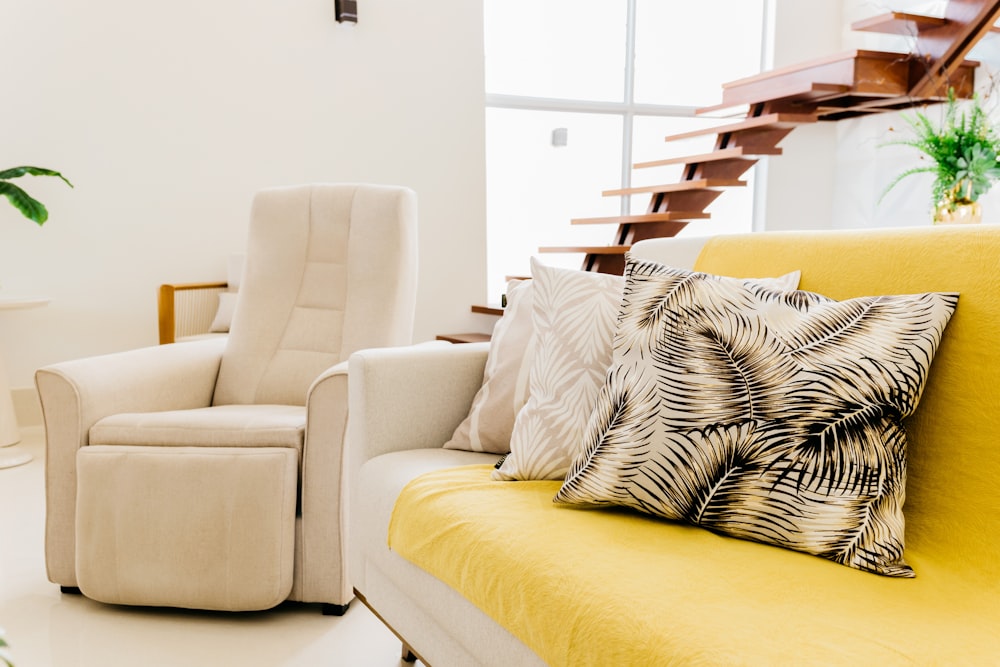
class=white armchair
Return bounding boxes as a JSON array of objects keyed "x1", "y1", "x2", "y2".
[{"x1": 36, "y1": 183, "x2": 418, "y2": 614}]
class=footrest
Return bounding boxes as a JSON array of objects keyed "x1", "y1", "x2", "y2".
[{"x1": 75, "y1": 445, "x2": 298, "y2": 611}]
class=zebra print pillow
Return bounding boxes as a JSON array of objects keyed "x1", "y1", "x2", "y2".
[{"x1": 555, "y1": 256, "x2": 959, "y2": 577}]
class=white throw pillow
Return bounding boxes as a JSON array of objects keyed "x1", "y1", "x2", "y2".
[
  {"x1": 494, "y1": 258, "x2": 802, "y2": 482},
  {"x1": 494, "y1": 259, "x2": 625, "y2": 481},
  {"x1": 444, "y1": 279, "x2": 534, "y2": 453},
  {"x1": 209, "y1": 292, "x2": 239, "y2": 333}
]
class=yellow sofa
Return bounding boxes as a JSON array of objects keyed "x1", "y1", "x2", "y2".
[{"x1": 349, "y1": 225, "x2": 1000, "y2": 666}]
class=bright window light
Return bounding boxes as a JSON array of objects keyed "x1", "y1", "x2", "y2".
[{"x1": 484, "y1": 0, "x2": 768, "y2": 302}]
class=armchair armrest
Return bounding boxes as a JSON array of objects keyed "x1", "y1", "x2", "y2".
[
  {"x1": 37, "y1": 337, "x2": 227, "y2": 437},
  {"x1": 36, "y1": 337, "x2": 227, "y2": 587},
  {"x1": 300, "y1": 360, "x2": 351, "y2": 603},
  {"x1": 347, "y1": 342, "x2": 488, "y2": 466}
]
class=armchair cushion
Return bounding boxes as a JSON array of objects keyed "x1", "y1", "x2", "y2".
[{"x1": 90, "y1": 404, "x2": 306, "y2": 451}]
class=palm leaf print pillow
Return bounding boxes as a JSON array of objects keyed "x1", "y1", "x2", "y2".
[{"x1": 555, "y1": 256, "x2": 958, "y2": 577}]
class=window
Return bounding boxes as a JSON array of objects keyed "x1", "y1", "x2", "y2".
[{"x1": 484, "y1": 0, "x2": 769, "y2": 301}]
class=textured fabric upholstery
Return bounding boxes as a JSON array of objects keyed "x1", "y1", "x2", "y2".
[
  {"x1": 37, "y1": 183, "x2": 418, "y2": 612},
  {"x1": 76, "y1": 445, "x2": 298, "y2": 611},
  {"x1": 215, "y1": 184, "x2": 417, "y2": 406},
  {"x1": 90, "y1": 404, "x2": 306, "y2": 451}
]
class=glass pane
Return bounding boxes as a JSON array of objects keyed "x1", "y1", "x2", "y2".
[
  {"x1": 486, "y1": 108, "x2": 623, "y2": 301},
  {"x1": 632, "y1": 115, "x2": 755, "y2": 235},
  {"x1": 484, "y1": 0, "x2": 627, "y2": 102},
  {"x1": 634, "y1": 0, "x2": 765, "y2": 107}
]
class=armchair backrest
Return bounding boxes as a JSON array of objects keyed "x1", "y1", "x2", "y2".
[{"x1": 213, "y1": 183, "x2": 418, "y2": 406}]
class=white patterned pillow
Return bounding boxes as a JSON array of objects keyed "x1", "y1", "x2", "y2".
[
  {"x1": 495, "y1": 259, "x2": 802, "y2": 481},
  {"x1": 555, "y1": 256, "x2": 959, "y2": 577},
  {"x1": 444, "y1": 279, "x2": 534, "y2": 453},
  {"x1": 493, "y1": 259, "x2": 624, "y2": 480}
]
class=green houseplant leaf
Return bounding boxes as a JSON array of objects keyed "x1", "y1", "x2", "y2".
[
  {"x1": 879, "y1": 89, "x2": 1000, "y2": 212},
  {"x1": 0, "y1": 166, "x2": 73, "y2": 226}
]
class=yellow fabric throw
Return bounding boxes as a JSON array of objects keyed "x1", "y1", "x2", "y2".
[{"x1": 389, "y1": 466, "x2": 997, "y2": 666}]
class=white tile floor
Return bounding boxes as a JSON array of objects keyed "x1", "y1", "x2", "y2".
[{"x1": 0, "y1": 427, "x2": 418, "y2": 667}]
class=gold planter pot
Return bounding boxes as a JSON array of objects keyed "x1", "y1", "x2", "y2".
[{"x1": 934, "y1": 200, "x2": 982, "y2": 225}]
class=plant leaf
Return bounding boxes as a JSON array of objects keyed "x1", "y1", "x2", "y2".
[
  {"x1": 0, "y1": 181, "x2": 49, "y2": 225},
  {"x1": 0, "y1": 166, "x2": 73, "y2": 188}
]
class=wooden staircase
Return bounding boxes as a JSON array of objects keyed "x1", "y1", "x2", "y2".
[{"x1": 534, "y1": 1, "x2": 1000, "y2": 277}]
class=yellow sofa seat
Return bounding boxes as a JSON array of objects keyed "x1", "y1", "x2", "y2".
[
  {"x1": 387, "y1": 225, "x2": 1000, "y2": 665},
  {"x1": 390, "y1": 465, "x2": 996, "y2": 666}
]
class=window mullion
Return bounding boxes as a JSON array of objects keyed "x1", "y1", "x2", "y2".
[{"x1": 620, "y1": 0, "x2": 638, "y2": 217}]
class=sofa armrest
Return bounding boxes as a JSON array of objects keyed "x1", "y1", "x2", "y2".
[
  {"x1": 35, "y1": 337, "x2": 226, "y2": 587},
  {"x1": 347, "y1": 342, "x2": 488, "y2": 465}
]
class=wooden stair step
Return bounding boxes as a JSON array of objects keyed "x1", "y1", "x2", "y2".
[
  {"x1": 538, "y1": 245, "x2": 630, "y2": 255},
  {"x1": 471, "y1": 304, "x2": 504, "y2": 316},
  {"x1": 603, "y1": 179, "x2": 745, "y2": 198},
  {"x1": 697, "y1": 82, "x2": 851, "y2": 115},
  {"x1": 572, "y1": 212, "x2": 710, "y2": 225},
  {"x1": 851, "y1": 12, "x2": 948, "y2": 35},
  {"x1": 634, "y1": 146, "x2": 778, "y2": 170},
  {"x1": 437, "y1": 332, "x2": 492, "y2": 344},
  {"x1": 717, "y1": 50, "x2": 914, "y2": 110},
  {"x1": 664, "y1": 113, "x2": 817, "y2": 142}
]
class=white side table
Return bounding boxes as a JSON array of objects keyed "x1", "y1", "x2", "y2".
[{"x1": 0, "y1": 296, "x2": 49, "y2": 469}]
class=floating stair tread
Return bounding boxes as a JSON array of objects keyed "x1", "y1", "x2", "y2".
[
  {"x1": 437, "y1": 332, "x2": 492, "y2": 344},
  {"x1": 665, "y1": 113, "x2": 817, "y2": 142},
  {"x1": 721, "y1": 50, "x2": 904, "y2": 91},
  {"x1": 851, "y1": 12, "x2": 948, "y2": 35},
  {"x1": 634, "y1": 147, "x2": 775, "y2": 170},
  {"x1": 603, "y1": 179, "x2": 746, "y2": 197},
  {"x1": 697, "y1": 83, "x2": 851, "y2": 115},
  {"x1": 538, "y1": 245, "x2": 631, "y2": 255},
  {"x1": 572, "y1": 212, "x2": 711, "y2": 225},
  {"x1": 717, "y1": 49, "x2": 918, "y2": 109},
  {"x1": 471, "y1": 304, "x2": 503, "y2": 316}
]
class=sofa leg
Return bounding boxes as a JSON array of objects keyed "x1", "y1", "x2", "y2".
[
  {"x1": 321, "y1": 602, "x2": 350, "y2": 616},
  {"x1": 60, "y1": 586, "x2": 82, "y2": 595},
  {"x1": 401, "y1": 642, "x2": 417, "y2": 663}
]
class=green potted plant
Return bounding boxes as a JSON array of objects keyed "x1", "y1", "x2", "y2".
[
  {"x1": 0, "y1": 166, "x2": 72, "y2": 225},
  {"x1": 881, "y1": 89, "x2": 1000, "y2": 224}
]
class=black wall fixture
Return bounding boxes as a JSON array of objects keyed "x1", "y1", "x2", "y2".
[{"x1": 336, "y1": 0, "x2": 358, "y2": 23}]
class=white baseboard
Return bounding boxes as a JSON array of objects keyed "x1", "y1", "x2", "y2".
[{"x1": 12, "y1": 386, "x2": 42, "y2": 427}]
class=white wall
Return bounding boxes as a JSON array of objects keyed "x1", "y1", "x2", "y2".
[
  {"x1": 0, "y1": 0, "x2": 488, "y2": 397},
  {"x1": 756, "y1": 0, "x2": 844, "y2": 232}
]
